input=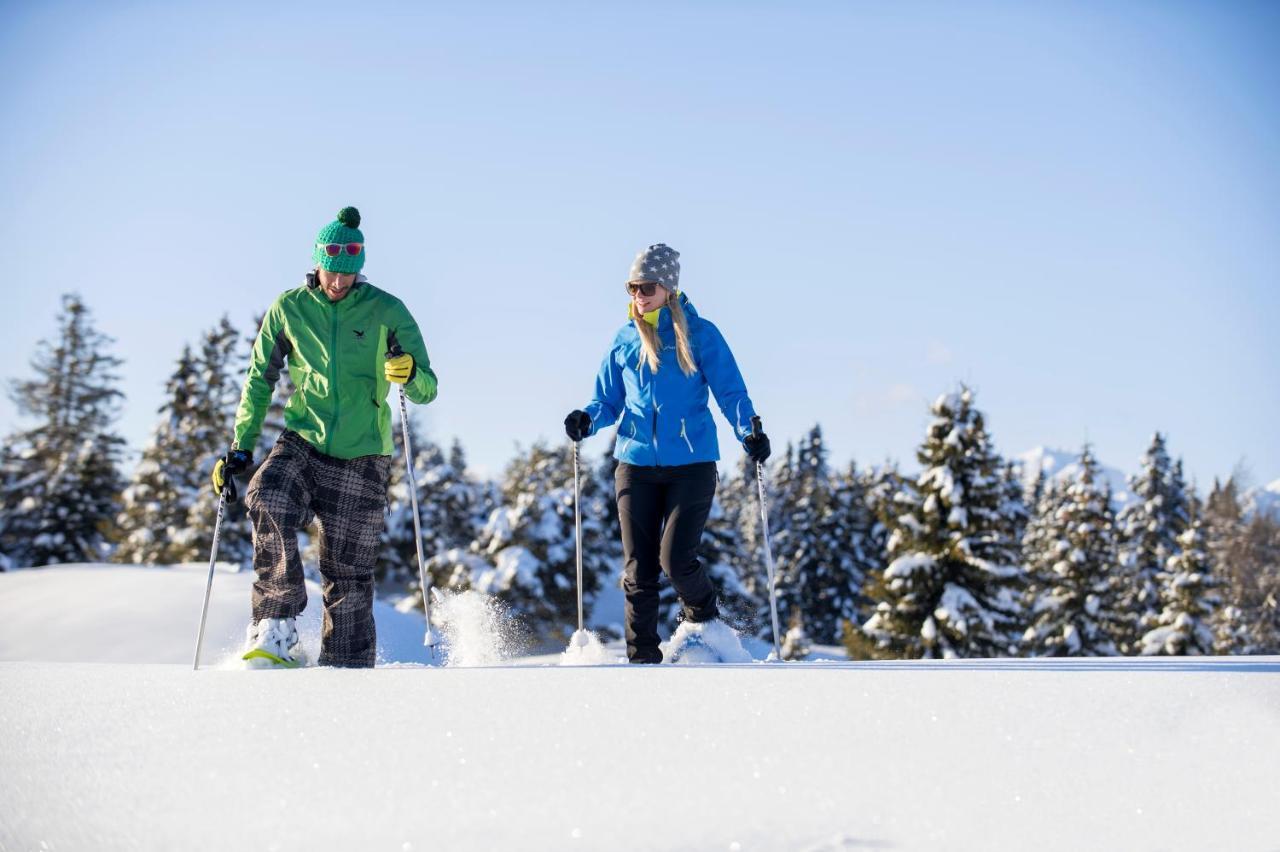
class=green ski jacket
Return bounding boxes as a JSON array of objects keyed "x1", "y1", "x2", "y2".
[{"x1": 233, "y1": 273, "x2": 438, "y2": 459}]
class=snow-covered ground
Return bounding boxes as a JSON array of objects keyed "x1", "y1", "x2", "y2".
[
  {"x1": 2, "y1": 565, "x2": 1279, "y2": 851},
  {"x1": 0, "y1": 562, "x2": 437, "y2": 666}
]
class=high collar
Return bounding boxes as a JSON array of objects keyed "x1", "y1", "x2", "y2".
[
  {"x1": 306, "y1": 270, "x2": 369, "y2": 306},
  {"x1": 630, "y1": 291, "x2": 697, "y2": 331}
]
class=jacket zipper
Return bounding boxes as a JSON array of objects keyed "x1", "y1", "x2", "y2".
[
  {"x1": 327, "y1": 303, "x2": 339, "y2": 455},
  {"x1": 652, "y1": 408, "x2": 660, "y2": 463},
  {"x1": 680, "y1": 418, "x2": 694, "y2": 453}
]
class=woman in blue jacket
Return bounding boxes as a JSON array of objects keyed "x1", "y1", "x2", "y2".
[{"x1": 565, "y1": 244, "x2": 771, "y2": 663}]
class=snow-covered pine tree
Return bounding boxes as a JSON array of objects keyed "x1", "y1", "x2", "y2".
[
  {"x1": 1001, "y1": 461, "x2": 1030, "y2": 553},
  {"x1": 734, "y1": 442, "x2": 798, "y2": 644},
  {"x1": 860, "y1": 388, "x2": 1024, "y2": 659},
  {"x1": 183, "y1": 316, "x2": 253, "y2": 565},
  {"x1": 831, "y1": 460, "x2": 881, "y2": 628},
  {"x1": 1204, "y1": 477, "x2": 1244, "y2": 570},
  {"x1": 863, "y1": 461, "x2": 904, "y2": 563},
  {"x1": 843, "y1": 461, "x2": 909, "y2": 660},
  {"x1": 380, "y1": 411, "x2": 442, "y2": 585},
  {"x1": 1025, "y1": 466, "x2": 1048, "y2": 517},
  {"x1": 114, "y1": 345, "x2": 206, "y2": 564},
  {"x1": 769, "y1": 425, "x2": 865, "y2": 645},
  {"x1": 1140, "y1": 509, "x2": 1220, "y2": 656},
  {"x1": 1203, "y1": 478, "x2": 1249, "y2": 652},
  {"x1": 1209, "y1": 492, "x2": 1280, "y2": 654},
  {"x1": 0, "y1": 295, "x2": 126, "y2": 567},
  {"x1": 383, "y1": 416, "x2": 489, "y2": 589},
  {"x1": 1021, "y1": 445, "x2": 1125, "y2": 656},
  {"x1": 438, "y1": 438, "x2": 493, "y2": 554},
  {"x1": 1115, "y1": 433, "x2": 1191, "y2": 650}
]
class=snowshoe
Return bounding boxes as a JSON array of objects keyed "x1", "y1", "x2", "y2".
[
  {"x1": 668, "y1": 629, "x2": 721, "y2": 664},
  {"x1": 242, "y1": 617, "x2": 305, "y2": 668},
  {"x1": 665, "y1": 619, "x2": 753, "y2": 665}
]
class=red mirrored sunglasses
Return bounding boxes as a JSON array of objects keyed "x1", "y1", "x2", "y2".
[{"x1": 319, "y1": 242, "x2": 364, "y2": 257}]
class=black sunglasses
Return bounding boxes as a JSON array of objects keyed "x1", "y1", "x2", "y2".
[{"x1": 625, "y1": 281, "x2": 660, "y2": 297}]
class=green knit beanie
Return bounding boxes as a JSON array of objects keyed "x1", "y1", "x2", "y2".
[{"x1": 312, "y1": 207, "x2": 366, "y2": 273}]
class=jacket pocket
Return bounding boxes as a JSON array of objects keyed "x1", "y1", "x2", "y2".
[{"x1": 618, "y1": 414, "x2": 639, "y2": 456}]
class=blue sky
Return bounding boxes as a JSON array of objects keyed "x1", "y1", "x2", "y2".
[{"x1": 3, "y1": 1, "x2": 1278, "y2": 487}]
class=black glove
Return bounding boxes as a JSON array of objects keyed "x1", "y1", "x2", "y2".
[
  {"x1": 211, "y1": 448, "x2": 253, "y2": 501},
  {"x1": 564, "y1": 410, "x2": 592, "y2": 442},
  {"x1": 744, "y1": 430, "x2": 771, "y2": 464}
]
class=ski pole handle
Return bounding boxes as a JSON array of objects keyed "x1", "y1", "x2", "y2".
[
  {"x1": 751, "y1": 415, "x2": 763, "y2": 440},
  {"x1": 386, "y1": 342, "x2": 404, "y2": 359}
]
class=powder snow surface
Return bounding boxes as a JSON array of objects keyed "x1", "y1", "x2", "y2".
[
  {"x1": 3, "y1": 659, "x2": 1278, "y2": 851},
  {"x1": 0, "y1": 563, "x2": 436, "y2": 666},
  {"x1": 2, "y1": 566, "x2": 1279, "y2": 850}
]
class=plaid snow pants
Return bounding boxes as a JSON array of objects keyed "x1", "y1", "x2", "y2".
[{"x1": 245, "y1": 431, "x2": 391, "y2": 667}]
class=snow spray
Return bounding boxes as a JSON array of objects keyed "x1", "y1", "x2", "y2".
[{"x1": 432, "y1": 589, "x2": 519, "y2": 666}]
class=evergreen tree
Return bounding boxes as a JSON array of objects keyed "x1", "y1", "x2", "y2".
[
  {"x1": 0, "y1": 295, "x2": 126, "y2": 567},
  {"x1": 1139, "y1": 513, "x2": 1219, "y2": 655},
  {"x1": 1204, "y1": 477, "x2": 1244, "y2": 572},
  {"x1": 1025, "y1": 466, "x2": 1048, "y2": 517},
  {"x1": 114, "y1": 346, "x2": 206, "y2": 564},
  {"x1": 768, "y1": 426, "x2": 868, "y2": 644},
  {"x1": 863, "y1": 461, "x2": 904, "y2": 562},
  {"x1": 380, "y1": 412, "x2": 441, "y2": 585},
  {"x1": 1210, "y1": 502, "x2": 1280, "y2": 654},
  {"x1": 1021, "y1": 446, "x2": 1124, "y2": 656},
  {"x1": 1001, "y1": 461, "x2": 1031, "y2": 553},
  {"x1": 832, "y1": 461, "x2": 882, "y2": 625},
  {"x1": 1115, "y1": 433, "x2": 1191, "y2": 649},
  {"x1": 860, "y1": 388, "x2": 1025, "y2": 658},
  {"x1": 183, "y1": 316, "x2": 254, "y2": 565},
  {"x1": 732, "y1": 450, "x2": 778, "y2": 640},
  {"x1": 383, "y1": 418, "x2": 488, "y2": 588}
]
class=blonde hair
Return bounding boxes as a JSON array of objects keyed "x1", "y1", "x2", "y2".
[{"x1": 633, "y1": 291, "x2": 696, "y2": 377}]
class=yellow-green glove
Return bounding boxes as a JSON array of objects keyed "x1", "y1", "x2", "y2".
[
  {"x1": 212, "y1": 449, "x2": 253, "y2": 501},
  {"x1": 385, "y1": 352, "x2": 415, "y2": 384}
]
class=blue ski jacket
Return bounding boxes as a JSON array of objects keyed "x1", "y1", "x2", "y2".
[{"x1": 581, "y1": 294, "x2": 757, "y2": 467}]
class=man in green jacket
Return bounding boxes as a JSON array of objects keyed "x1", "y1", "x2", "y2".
[{"x1": 212, "y1": 207, "x2": 438, "y2": 668}]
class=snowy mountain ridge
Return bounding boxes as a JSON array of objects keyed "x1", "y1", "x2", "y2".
[
  {"x1": 1015, "y1": 446, "x2": 1135, "y2": 507},
  {"x1": 1244, "y1": 478, "x2": 1280, "y2": 521}
]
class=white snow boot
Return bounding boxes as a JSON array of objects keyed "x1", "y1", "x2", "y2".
[
  {"x1": 665, "y1": 619, "x2": 753, "y2": 665},
  {"x1": 242, "y1": 617, "x2": 305, "y2": 668}
]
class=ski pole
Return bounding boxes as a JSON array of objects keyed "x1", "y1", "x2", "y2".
[
  {"x1": 572, "y1": 439, "x2": 586, "y2": 640},
  {"x1": 388, "y1": 345, "x2": 441, "y2": 657},
  {"x1": 193, "y1": 489, "x2": 228, "y2": 671},
  {"x1": 751, "y1": 416, "x2": 783, "y2": 661}
]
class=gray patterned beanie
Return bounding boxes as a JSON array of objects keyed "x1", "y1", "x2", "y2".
[{"x1": 629, "y1": 243, "x2": 681, "y2": 292}]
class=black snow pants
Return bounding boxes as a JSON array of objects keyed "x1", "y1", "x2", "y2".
[
  {"x1": 615, "y1": 461, "x2": 720, "y2": 663},
  {"x1": 245, "y1": 431, "x2": 391, "y2": 668}
]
